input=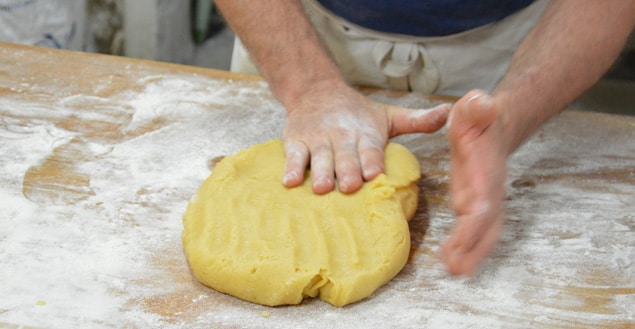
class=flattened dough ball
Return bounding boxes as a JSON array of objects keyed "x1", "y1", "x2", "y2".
[{"x1": 182, "y1": 139, "x2": 420, "y2": 307}]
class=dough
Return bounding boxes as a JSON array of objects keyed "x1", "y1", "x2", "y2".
[{"x1": 182, "y1": 139, "x2": 420, "y2": 307}]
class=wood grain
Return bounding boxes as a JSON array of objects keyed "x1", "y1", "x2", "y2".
[{"x1": 0, "y1": 43, "x2": 633, "y2": 329}]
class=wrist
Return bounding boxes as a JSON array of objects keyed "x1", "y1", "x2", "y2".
[
  {"x1": 492, "y1": 90, "x2": 542, "y2": 156},
  {"x1": 273, "y1": 74, "x2": 350, "y2": 112}
]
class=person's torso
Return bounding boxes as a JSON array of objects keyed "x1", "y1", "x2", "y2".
[{"x1": 316, "y1": 0, "x2": 536, "y2": 37}]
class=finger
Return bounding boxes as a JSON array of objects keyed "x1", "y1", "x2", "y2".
[
  {"x1": 440, "y1": 200, "x2": 501, "y2": 275},
  {"x1": 441, "y1": 213, "x2": 503, "y2": 276},
  {"x1": 333, "y1": 141, "x2": 363, "y2": 194},
  {"x1": 388, "y1": 103, "x2": 451, "y2": 137},
  {"x1": 283, "y1": 139, "x2": 309, "y2": 187},
  {"x1": 457, "y1": 201, "x2": 494, "y2": 251},
  {"x1": 449, "y1": 162, "x2": 495, "y2": 218},
  {"x1": 358, "y1": 137, "x2": 385, "y2": 182},
  {"x1": 310, "y1": 144, "x2": 335, "y2": 194}
]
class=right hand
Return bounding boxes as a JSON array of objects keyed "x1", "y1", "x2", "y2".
[{"x1": 281, "y1": 83, "x2": 450, "y2": 194}]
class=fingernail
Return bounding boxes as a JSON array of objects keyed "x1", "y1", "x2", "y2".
[
  {"x1": 339, "y1": 181, "x2": 349, "y2": 193},
  {"x1": 467, "y1": 93, "x2": 483, "y2": 103},
  {"x1": 313, "y1": 176, "x2": 332, "y2": 190},
  {"x1": 466, "y1": 93, "x2": 493, "y2": 111},
  {"x1": 339, "y1": 176, "x2": 355, "y2": 193},
  {"x1": 283, "y1": 171, "x2": 298, "y2": 185}
]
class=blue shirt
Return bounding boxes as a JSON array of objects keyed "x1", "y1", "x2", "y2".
[{"x1": 316, "y1": 0, "x2": 536, "y2": 37}]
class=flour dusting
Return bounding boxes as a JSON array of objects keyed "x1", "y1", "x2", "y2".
[{"x1": 1, "y1": 73, "x2": 633, "y2": 329}]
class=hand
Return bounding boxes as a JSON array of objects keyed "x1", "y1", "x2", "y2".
[
  {"x1": 441, "y1": 90, "x2": 508, "y2": 276},
  {"x1": 281, "y1": 84, "x2": 450, "y2": 194}
]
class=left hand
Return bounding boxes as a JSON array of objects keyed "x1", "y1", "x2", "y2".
[{"x1": 441, "y1": 90, "x2": 508, "y2": 276}]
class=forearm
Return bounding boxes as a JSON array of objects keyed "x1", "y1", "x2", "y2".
[
  {"x1": 493, "y1": 0, "x2": 635, "y2": 154},
  {"x1": 214, "y1": 0, "x2": 347, "y2": 108}
]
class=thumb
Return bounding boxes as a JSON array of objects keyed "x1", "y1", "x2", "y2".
[
  {"x1": 449, "y1": 90, "x2": 498, "y2": 135},
  {"x1": 388, "y1": 103, "x2": 451, "y2": 137}
]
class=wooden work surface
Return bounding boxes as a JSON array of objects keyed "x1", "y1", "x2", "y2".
[{"x1": 0, "y1": 43, "x2": 634, "y2": 329}]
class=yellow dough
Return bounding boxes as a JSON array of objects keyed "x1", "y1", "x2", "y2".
[{"x1": 182, "y1": 139, "x2": 420, "y2": 307}]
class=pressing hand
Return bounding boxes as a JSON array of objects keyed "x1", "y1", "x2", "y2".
[{"x1": 282, "y1": 84, "x2": 450, "y2": 194}]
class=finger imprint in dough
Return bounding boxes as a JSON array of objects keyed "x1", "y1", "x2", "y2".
[{"x1": 182, "y1": 139, "x2": 420, "y2": 307}]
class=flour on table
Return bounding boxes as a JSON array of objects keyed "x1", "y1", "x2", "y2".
[{"x1": 1, "y1": 73, "x2": 633, "y2": 329}]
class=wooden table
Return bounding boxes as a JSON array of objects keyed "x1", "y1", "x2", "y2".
[{"x1": 1, "y1": 43, "x2": 633, "y2": 329}]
